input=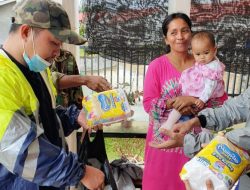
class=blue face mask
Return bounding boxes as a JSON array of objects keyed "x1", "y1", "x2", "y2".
[
  {"x1": 23, "y1": 52, "x2": 51, "y2": 72},
  {"x1": 22, "y1": 28, "x2": 52, "y2": 72}
]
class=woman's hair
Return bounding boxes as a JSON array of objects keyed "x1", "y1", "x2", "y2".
[
  {"x1": 162, "y1": 12, "x2": 192, "y2": 37},
  {"x1": 192, "y1": 31, "x2": 216, "y2": 47}
]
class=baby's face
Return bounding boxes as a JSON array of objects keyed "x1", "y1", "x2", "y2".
[{"x1": 191, "y1": 38, "x2": 217, "y2": 65}]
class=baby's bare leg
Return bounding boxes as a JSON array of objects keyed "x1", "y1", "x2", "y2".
[{"x1": 160, "y1": 109, "x2": 182, "y2": 130}]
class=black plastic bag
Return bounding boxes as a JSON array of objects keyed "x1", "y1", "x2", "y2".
[
  {"x1": 110, "y1": 158, "x2": 143, "y2": 190},
  {"x1": 78, "y1": 130, "x2": 118, "y2": 190}
]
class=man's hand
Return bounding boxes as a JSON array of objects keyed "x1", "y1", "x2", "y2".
[
  {"x1": 92, "y1": 124, "x2": 103, "y2": 131},
  {"x1": 184, "y1": 179, "x2": 214, "y2": 190},
  {"x1": 85, "y1": 76, "x2": 111, "y2": 92},
  {"x1": 149, "y1": 138, "x2": 183, "y2": 149},
  {"x1": 77, "y1": 110, "x2": 103, "y2": 133},
  {"x1": 77, "y1": 109, "x2": 89, "y2": 130},
  {"x1": 81, "y1": 165, "x2": 105, "y2": 190},
  {"x1": 149, "y1": 128, "x2": 184, "y2": 149},
  {"x1": 171, "y1": 117, "x2": 200, "y2": 138}
]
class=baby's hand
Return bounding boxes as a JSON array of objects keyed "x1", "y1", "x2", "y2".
[{"x1": 195, "y1": 99, "x2": 205, "y2": 109}]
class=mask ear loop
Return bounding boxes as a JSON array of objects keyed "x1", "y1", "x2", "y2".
[
  {"x1": 22, "y1": 39, "x2": 26, "y2": 54},
  {"x1": 22, "y1": 38, "x2": 29, "y2": 63},
  {"x1": 31, "y1": 27, "x2": 36, "y2": 56}
]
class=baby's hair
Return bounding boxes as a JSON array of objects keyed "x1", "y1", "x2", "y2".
[{"x1": 192, "y1": 31, "x2": 216, "y2": 47}]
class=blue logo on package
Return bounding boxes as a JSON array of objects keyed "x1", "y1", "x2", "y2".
[
  {"x1": 197, "y1": 156, "x2": 210, "y2": 167},
  {"x1": 216, "y1": 144, "x2": 241, "y2": 164},
  {"x1": 98, "y1": 94, "x2": 111, "y2": 111}
]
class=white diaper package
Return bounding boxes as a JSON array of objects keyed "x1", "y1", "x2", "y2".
[{"x1": 180, "y1": 135, "x2": 250, "y2": 190}]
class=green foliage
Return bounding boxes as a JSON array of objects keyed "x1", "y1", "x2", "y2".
[
  {"x1": 79, "y1": 24, "x2": 85, "y2": 37},
  {"x1": 80, "y1": 48, "x2": 85, "y2": 57},
  {"x1": 105, "y1": 138, "x2": 145, "y2": 162}
]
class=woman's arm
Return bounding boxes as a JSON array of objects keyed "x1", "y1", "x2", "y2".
[{"x1": 143, "y1": 61, "x2": 162, "y2": 113}]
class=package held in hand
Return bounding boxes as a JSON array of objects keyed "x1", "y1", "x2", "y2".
[
  {"x1": 82, "y1": 89, "x2": 131, "y2": 128},
  {"x1": 180, "y1": 135, "x2": 250, "y2": 190}
]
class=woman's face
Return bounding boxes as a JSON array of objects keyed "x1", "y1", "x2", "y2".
[{"x1": 165, "y1": 18, "x2": 192, "y2": 53}]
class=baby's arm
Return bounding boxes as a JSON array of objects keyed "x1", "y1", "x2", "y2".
[
  {"x1": 199, "y1": 78, "x2": 217, "y2": 104},
  {"x1": 194, "y1": 78, "x2": 216, "y2": 109},
  {"x1": 199, "y1": 61, "x2": 223, "y2": 105}
]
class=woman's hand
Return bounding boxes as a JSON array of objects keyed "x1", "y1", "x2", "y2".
[
  {"x1": 170, "y1": 96, "x2": 197, "y2": 111},
  {"x1": 166, "y1": 99, "x2": 173, "y2": 109},
  {"x1": 179, "y1": 106, "x2": 197, "y2": 115}
]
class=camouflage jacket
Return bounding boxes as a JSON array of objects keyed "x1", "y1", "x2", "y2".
[{"x1": 51, "y1": 49, "x2": 83, "y2": 109}]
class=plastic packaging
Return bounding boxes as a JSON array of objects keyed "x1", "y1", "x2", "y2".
[
  {"x1": 82, "y1": 89, "x2": 131, "y2": 128},
  {"x1": 180, "y1": 135, "x2": 250, "y2": 190}
]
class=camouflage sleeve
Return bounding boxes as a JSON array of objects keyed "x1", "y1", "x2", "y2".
[{"x1": 51, "y1": 71, "x2": 65, "y2": 90}]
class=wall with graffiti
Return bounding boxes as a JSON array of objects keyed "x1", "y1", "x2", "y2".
[
  {"x1": 83, "y1": 0, "x2": 168, "y2": 49},
  {"x1": 190, "y1": 0, "x2": 250, "y2": 74},
  {"x1": 82, "y1": 0, "x2": 249, "y2": 71}
]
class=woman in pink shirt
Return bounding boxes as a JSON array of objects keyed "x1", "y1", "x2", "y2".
[{"x1": 142, "y1": 13, "x2": 227, "y2": 190}]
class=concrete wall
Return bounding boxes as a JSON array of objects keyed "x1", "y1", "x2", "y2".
[
  {"x1": 168, "y1": 0, "x2": 191, "y2": 16},
  {"x1": 0, "y1": 1, "x2": 15, "y2": 44}
]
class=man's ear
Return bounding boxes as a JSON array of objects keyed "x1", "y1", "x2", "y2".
[{"x1": 20, "y1": 24, "x2": 31, "y2": 41}]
